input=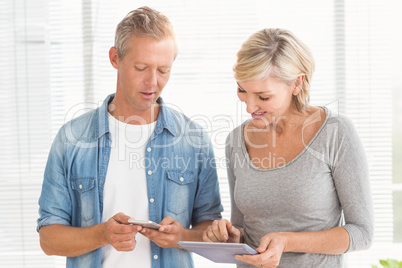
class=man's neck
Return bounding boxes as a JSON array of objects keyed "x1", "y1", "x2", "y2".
[{"x1": 108, "y1": 100, "x2": 160, "y2": 125}]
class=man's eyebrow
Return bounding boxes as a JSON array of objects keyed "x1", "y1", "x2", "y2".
[{"x1": 134, "y1": 62, "x2": 171, "y2": 68}]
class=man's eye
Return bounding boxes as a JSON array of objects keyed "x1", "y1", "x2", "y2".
[
  {"x1": 135, "y1": 67, "x2": 146, "y2": 71},
  {"x1": 158, "y1": 69, "x2": 170, "y2": 74}
]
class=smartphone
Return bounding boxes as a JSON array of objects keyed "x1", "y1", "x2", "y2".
[{"x1": 128, "y1": 219, "x2": 161, "y2": 230}]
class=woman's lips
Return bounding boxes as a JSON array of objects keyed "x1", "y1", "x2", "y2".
[{"x1": 251, "y1": 112, "x2": 266, "y2": 119}]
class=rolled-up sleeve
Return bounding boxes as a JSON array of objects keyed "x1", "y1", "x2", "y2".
[{"x1": 37, "y1": 127, "x2": 72, "y2": 232}]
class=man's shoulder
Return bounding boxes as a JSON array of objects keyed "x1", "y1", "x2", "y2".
[
  {"x1": 162, "y1": 105, "x2": 206, "y2": 136},
  {"x1": 66, "y1": 107, "x2": 99, "y2": 125},
  {"x1": 59, "y1": 107, "x2": 101, "y2": 144}
]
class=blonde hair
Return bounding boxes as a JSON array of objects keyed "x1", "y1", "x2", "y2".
[
  {"x1": 115, "y1": 6, "x2": 178, "y2": 60},
  {"x1": 233, "y1": 28, "x2": 315, "y2": 112}
]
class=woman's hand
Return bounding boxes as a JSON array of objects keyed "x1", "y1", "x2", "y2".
[
  {"x1": 202, "y1": 219, "x2": 242, "y2": 243},
  {"x1": 235, "y1": 232, "x2": 288, "y2": 268}
]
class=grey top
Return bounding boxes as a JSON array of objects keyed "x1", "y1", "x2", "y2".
[{"x1": 225, "y1": 107, "x2": 374, "y2": 268}]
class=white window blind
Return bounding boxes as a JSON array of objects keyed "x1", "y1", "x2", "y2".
[
  {"x1": 0, "y1": 0, "x2": 56, "y2": 266},
  {"x1": 0, "y1": 0, "x2": 400, "y2": 267}
]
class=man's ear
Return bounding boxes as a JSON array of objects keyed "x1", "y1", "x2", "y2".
[
  {"x1": 109, "y1": 47, "x2": 119, "y2": 69},
  {"x1": 293, "y1": 75, "x2": 305, "y2": 96}
]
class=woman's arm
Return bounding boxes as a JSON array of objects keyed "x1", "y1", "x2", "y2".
[
  {"x1": 269, "y1": 227, "x2": 349, "y2": 254},
  {"x1": 329, "y1": 115, "x2": 374, "y2": 251}
]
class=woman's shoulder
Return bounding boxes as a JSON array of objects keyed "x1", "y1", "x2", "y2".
[
  {"x1": 322, "y1": 107, "x2": 357, "y2": 131},
  {"x1": 318, "y1": 106, "x2": 362, "y2": 143}
]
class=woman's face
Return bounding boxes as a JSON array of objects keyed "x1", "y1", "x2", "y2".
[{"x1": 237, "y1": 74, "x2": 298, "y2": 128}]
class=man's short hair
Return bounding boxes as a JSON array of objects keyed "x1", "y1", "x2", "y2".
[{"x1": 115, "y1": 6, "x2": 178, "y2": 60}]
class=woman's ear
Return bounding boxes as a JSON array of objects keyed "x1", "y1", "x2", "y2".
[
  {"x1": 293, "y1": 75, "x2": 305, "y2": 96},
  {"x1": 109, "y1": 47, "x2": 119, "y2": 69}
]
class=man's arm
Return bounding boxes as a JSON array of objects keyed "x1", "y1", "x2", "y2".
[
  {"x1": 180, "y1": 220, "x2": 212, "y2": 242},
  {"x1": 39, "y1": 213, "x2": 140, "y2": 257},
  {"x1": 39, "y1": 224, "x2": 107, "y2": 257}
]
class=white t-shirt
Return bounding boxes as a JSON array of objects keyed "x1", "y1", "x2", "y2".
[{"x1": 101, "y1": 113, "x2": 156, "y2": 268}]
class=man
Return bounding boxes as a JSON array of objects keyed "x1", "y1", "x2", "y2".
[{"x1": 37, "y1": 6, "x2": 223, "y2": 267}]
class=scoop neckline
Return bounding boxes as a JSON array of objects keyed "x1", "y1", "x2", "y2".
[{"x1": 239, "y1": 106, "x2": 330, "y2": 172}]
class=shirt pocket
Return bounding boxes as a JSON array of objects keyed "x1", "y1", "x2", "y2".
[
  {"x1": 71, "y1": 177, "x2": 96, "y2": 222},
  {"x1": 166, "y1": 171, "x2": 195, "y2": 215}
]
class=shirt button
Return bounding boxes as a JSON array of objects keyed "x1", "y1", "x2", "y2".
[
  {"x1": 104, "y1": 156, "x2": 108, "y2": 162},
  {"x1": 180, "y1": 177, "x2": 184, "y2": 182},
  {"x1": 79, "y1": 184, "x2": 83, "y2": 189},
  {"x1": 147, "y1": 147, "x2": 152, "y2": 152},
  {"x1": 149, "y1": 198, "x2": 155, "y2": 203},
  {"x1": 153, "y1": 254, "x2": 158, "y2": 260},
  {"x1": 147, "y1": 170, "x2": 152, "y2": 175}
]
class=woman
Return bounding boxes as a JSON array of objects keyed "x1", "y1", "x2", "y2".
[{"x1": 203, "y1": 28, "x2": 374, "y2": 268}]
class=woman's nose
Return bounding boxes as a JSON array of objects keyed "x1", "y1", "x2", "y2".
[{"x1": 245, "y1": 98, "x2": 258, "y2": 114}]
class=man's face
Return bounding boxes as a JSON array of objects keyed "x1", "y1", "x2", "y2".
[{"x1": 110, "y1": 35, "x2": 175, "y2": 118}]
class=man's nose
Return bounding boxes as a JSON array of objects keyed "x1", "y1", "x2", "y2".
[{"x1": 145, "y1": 70, "x2": 157, "y2": 87}]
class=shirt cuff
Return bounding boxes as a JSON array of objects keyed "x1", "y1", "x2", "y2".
[{"x1": 37, "y1": 216, "x2": 70, "y2": 232}]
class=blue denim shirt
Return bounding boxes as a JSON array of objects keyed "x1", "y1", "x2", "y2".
[{"x1": 37, "y1": 94, "x2": 223, "y2": 268}]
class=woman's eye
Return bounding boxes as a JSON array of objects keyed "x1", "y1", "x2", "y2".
[
  {"x1": 237, "y1": 87, "x2": 246, "y2": 93},
  {"x1": 259, "y1": 96, "x2": 270, "y2": 101}
]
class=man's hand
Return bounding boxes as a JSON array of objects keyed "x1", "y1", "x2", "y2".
[
  {"x1": 139, "y1": 216, "x2": 185, "y2": 248},
  {"x1": 104, "y1": 212, "x2": 141, "y2": 251}
]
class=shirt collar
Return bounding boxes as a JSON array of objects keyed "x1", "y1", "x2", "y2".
[
  {"x1": 153, "y1": 97, "x2": 179, "y2": 137},
  {"x1": 98, "y1": 93, "x2": 178, "y2": 139}
]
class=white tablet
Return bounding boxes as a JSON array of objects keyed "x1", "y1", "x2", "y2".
[{"x1": 178, "y1": 241, "x2": 258, "y2": 264}]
